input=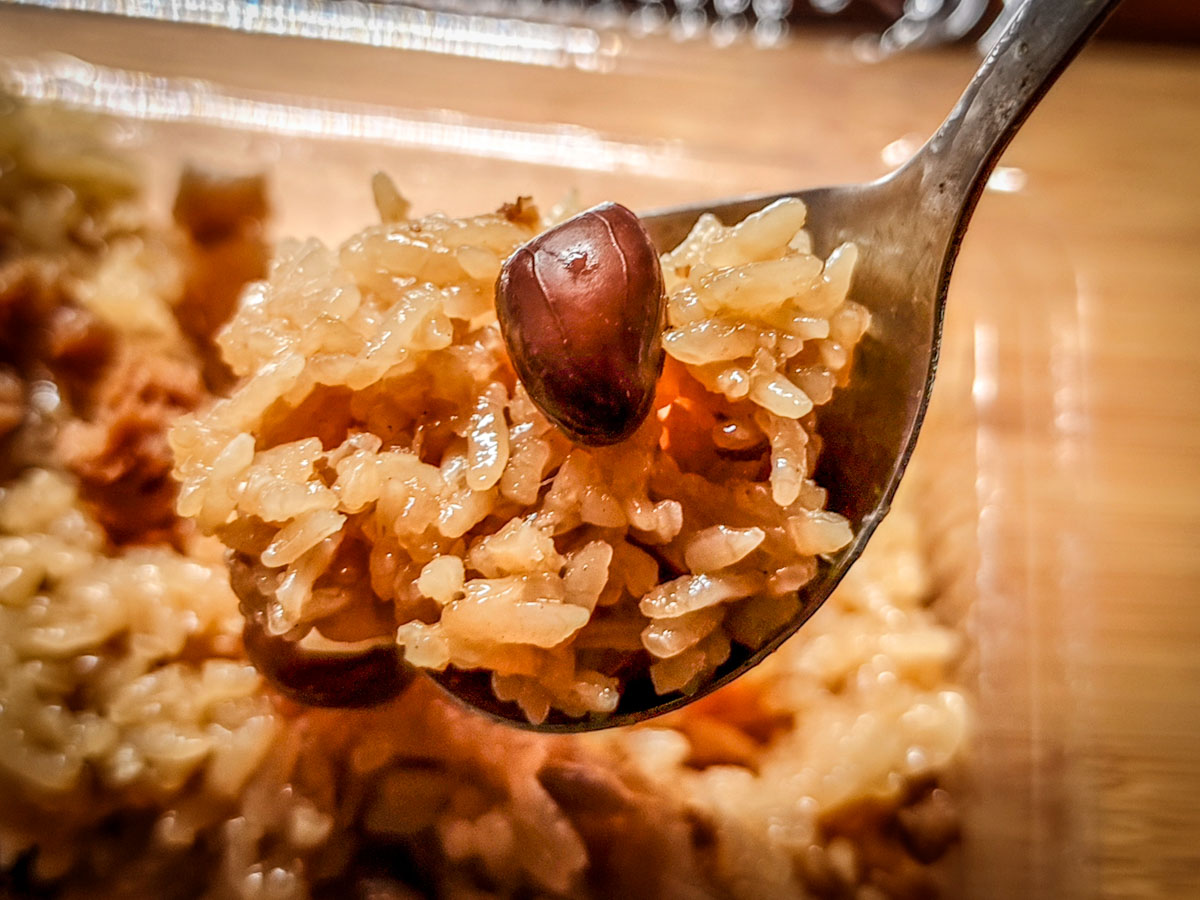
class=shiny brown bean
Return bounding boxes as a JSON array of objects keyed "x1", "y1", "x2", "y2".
[
  {"x1": 495, "y1": 202, "x2": 665, "y2": 445},
  {"x1": 228, "y1": 551, "x2": 413, "y2": 708},
  {"x1": 241, "y1": 619, "x2": 413, "y2": 709}
]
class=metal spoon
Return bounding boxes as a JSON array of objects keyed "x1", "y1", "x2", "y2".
[{"x1": 419, "y1": 0, "x2": 1121, "y2": 731}]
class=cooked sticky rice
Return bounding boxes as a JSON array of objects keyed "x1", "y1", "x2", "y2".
[{"x1": 170, "y1": 182, "x2": 870, "y2": 722}]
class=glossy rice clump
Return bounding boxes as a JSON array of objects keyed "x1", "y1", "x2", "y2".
[{"x1": 171, "y1": 189, "x2": 870, "y2": 722}]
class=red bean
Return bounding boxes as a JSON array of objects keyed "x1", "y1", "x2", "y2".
[
  {"x1": 229, "y1": 551, "x2": 413, "y2": 708},
  {"x1": 496, "y1": 202, "x2": 665, "y2": 445}
]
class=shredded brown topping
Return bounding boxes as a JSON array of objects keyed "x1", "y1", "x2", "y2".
[{"x1": 61, "y1": 346, "x2": 205, "y2": 546}]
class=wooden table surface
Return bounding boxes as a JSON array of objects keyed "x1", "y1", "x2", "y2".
[{"x1": 1, "y1": 5, "x2": 1198, "y2": 896}]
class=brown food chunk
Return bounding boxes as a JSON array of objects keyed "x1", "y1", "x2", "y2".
[
  {"x1": 229, "y1": 550, "x2": 416, "y2": 708},
  {"x1": 535, "y1": 755, "x2": 715, "y2": 899},
  {"x1": 495, "y1": 202, "x2": 665, "y2": 445},
  {"x1": 172, "y1": 168, "x2": 271, "y2": 389},
  {"x1": 0, "y1": 261, "x2": 117, "y2": 418},
  {"x1": 60, "y1": 346, "x2": 205, "y2": 545},
  {"x1": 896, "y1": 786, "x2": 959, "y2": 865},
  {"x1": 0, "y1": 365, "x2": 22, "y2": 440},
  {"x1": 242, "y1": 620, "x2": 414, "y2": 709},
  {"x1": 40, "y1": 303, "x2": 115, "y2": 402},
  {"x1": 172, "y1": 167, "x2": 269, "y2": 245},
  {"x1": 0, "y1": 253, "x2": 207, "y2": 544},
  {"x1": 499, "y1": 195, "x2": 540, "y2": 229},
  {"x1": 815, "y1": 780, "x2": 959, "y2": 899}
]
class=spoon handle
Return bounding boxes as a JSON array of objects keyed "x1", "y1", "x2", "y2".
[{"x1": 913, "y1": 0, "x2": 1123, "y2": 228}]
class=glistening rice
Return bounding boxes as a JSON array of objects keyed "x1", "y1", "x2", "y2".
[{"x1": 170, "y1": 186, "x2": 870, "y2": 722}]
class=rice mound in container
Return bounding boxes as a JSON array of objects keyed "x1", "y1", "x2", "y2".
[
  {"x1": 169, "y1": 180, "x2": 871, "y2": 723},
  {"x1": 2, "y1": 97, "x2": 969, "y2": 899}
]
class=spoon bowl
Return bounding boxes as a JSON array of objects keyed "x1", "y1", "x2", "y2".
[{"x1": 430, "y1": 0, "x2": 1121, "y2": 731}]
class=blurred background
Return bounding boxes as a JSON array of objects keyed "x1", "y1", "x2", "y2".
[{"x1": 1, "y1": 0, "x2": 1198, "y2": 896}]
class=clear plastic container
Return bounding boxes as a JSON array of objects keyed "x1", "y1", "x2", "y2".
[{"x1": 0, "y1": 7, "x2": 1109, "y2": 896}]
